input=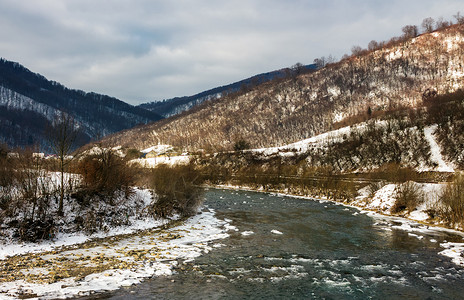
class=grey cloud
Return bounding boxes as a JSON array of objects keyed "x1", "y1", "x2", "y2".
[{"x1": 0, "y1": 0, "x2": 462, "y2": 104}]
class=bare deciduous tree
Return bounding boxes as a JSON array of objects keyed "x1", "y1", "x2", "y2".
[
  {"x1": 454, "y1": 12, "x2": 464, "y2": 24},
  {"x1": 351, "y1": 45, "x2": 365, "y2": 56},
  {"x1": 368, "y1": 40, "x2": 379, "y2": 51},
  {"x1": 291, "y1": 62, "x2": 305, "y2": 76},
  {"x1": 421, "y1": 17, "x2": 435, "y2": 33},
  {"x1": 48, "y1": 113, "x2": 78, "y2": 216},
  {"x1": 313, "y1": 57, "x2": 326, "y2": 68},
  {"x1": 402, "y1": 25, "x2": 419, "y2": 39},
  {"x1": 435, "y1": 17, "x2": 450, "y2": 30}
]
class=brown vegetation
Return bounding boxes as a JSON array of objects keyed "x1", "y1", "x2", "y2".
[
  {"x1": 392, "y1": 181, "x2": 423, "y2": 213},
  {"x1": 101, "y1": 23, "x2": 464, "y2": 154},
  {"x1": 0, "y1": 148, "x2": 58, "y2": 241},
  {"x1": 437, "y1": 174, "x2": 464, "y2": 227},
  {"x1": 149, "y1": 164, "x2": 205, "y2": 218},
  {"x1": 74, "y1": 147, "x2": 135, "y2": 204}
]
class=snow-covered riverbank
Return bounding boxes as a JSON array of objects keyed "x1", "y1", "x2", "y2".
[
  {"x1": 0, "y1": 207, "x2": 234, "y2": 299},
  {"x1": 2, "y1": 182, "x2": 463, "y2": 299}
]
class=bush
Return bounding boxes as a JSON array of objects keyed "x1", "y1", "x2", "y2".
[
  {"x1": 437, "y1": 174, "x2": 464, "y2": 227},
  {"x1": 125, "y1": 148, "x2": 142, "y2": 160},
  {"x1": 392, "y1": 181, "x2": 423, "y2": 213},
  {"x1": 366, "y1": 181, "x2": 385, "y2": 197},
  {"x1": 16, "y1": 218, "x2": 55, "y2": 242},
  {"x1": 370, "y1": 163, "x2": 418, "y2": 183},
  {"x1": 150, "y1": 164, "x2": 204, "y2": 218},
  {"x1": 234, "y1": 139, "x2": 251, "y2": 151},
  {"x1": 0, "y1": 148, "x2": 58, "y2": 241},
  {"x1": 75, "y1": 147, "x2": 135, "y2": 204}
]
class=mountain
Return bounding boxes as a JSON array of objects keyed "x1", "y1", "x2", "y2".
[
  {"x1": 0, "y1": 58, "x2": 163, "y2": 150},
  {"x1": 102, "y1": 24, "x2": 464, "y2": 157},
  {"x1": 138, "y1": 64, "x2": 317, "y2": 118}
]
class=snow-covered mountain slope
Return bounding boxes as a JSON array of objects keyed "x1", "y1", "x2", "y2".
[
  {"x1": 103, "y1": 24, "x2": 464, "y2": 153},
  {"x1": 0, "y1": 58, "x2": 163, "y2": 150},
  {"x1": 249, "y1": 120, "x2": 455, "y2": 172}
]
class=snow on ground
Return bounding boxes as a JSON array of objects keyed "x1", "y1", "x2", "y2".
[
  {"x1": 141, "y1": 144, "x2": 173, "y2": 154},
  {"x1": 0, "y1": 188, "x2": 160, "y2": 260},
  {"x1": 361, "y1": 184, "x2": 397, "y2": 213},
  {"x1": 250, "y1": 121, "x2": 393, "y2": 157},
  {"x1": 354, "y1": 182, "x2": 446, "y2": 219},
  {"x1": 130, "y1": 155, "x2": 190, "y2": 168},
  {"x1": 0, "y1": 208, "x2": 233, "y2": 299},
  {"x1": 251, "y1": 125, "x2": 353, "y2": 156},
  {"x1": 423, "y1": 125, "x2": 454, "y2": 172},
  {"x1": 249, "y1": 122, "x2": 454, "y2": 174},
  {"x1": 440, "y1": 242, "x2": 464, "y2": 267}
]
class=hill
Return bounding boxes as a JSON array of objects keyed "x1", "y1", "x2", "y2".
[
  {"x1": 138, "y1": 64, "x2": 317, "y2": 118},
  {"x1": 102, "y1": 25, "x2": 464, "y2": 156},
  {"x1": 0, "y1": 58, "x2": 163, "y2": 150}
]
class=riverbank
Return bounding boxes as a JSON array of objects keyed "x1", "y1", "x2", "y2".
[
  {"x1": 0, "y1": 207, "x2": 233, "y2": 299},
  {"x1": 211, "y1": 183, "x2": 464, "y2": 267}
]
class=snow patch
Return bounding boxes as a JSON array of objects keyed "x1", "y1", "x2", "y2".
[
  {"x1": 423, "y1": 125, "x2": 454, "y2": 172},
  {"x1": 439, "y1": 242, "x2": 464, "y2": 266},
  {"x1": 241, "y1": 231, "x2": 254, "y2": 236},
  {"x1": 130, "y1": 155, "x2": 190, "y2": 167},
  {"x1": 141, "y1": 144, "x2": 173, "y2": 154},
  {"x1": 0, "y1": 209, "x2": 232, "y2": 299}
]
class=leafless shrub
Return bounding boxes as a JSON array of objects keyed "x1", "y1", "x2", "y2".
[
  {"x1": 75, "y1": 146, "x2": 135, "y2": 205},
  {"x1": 0, "y1": 148, "x2": 58, "y2": 241},
  {"x1": 366, "y1": 181, "x2": 385, "y2": 197},
  {"x1": 437, "y1": 174, "x2": 464, "y2": 227},
  {"x1": 392, "y1": 181, "x2": 423, "y2": 213},
  {"x1": 454, "y1": 12, "x2": 464, "y2": 25},
  {"x1": 149, "y1": 164, "x2": 205, "y2": 218},
  {"x1": 351, "y1": 45, "x2": 365, "y2": 56}
]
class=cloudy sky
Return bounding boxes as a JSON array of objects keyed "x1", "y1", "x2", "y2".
[{"x1": 0, "y1": 0, "x2": 462, "y2": 105}]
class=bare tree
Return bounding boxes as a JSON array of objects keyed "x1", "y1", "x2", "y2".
[
  {"x1": 435, "y1": 17, "x2": 450, "y2": 30},
  {"x1": 351, "y1": 45, "x2": 365, "y2": 56},
  {"x1": 313, "y1": 56, "x2": 326, "y2": 68},
  {"x1": 291, "y1": 62, "x2": 305, "y2": 76},
  {"x1": 368, "y1": 40, "x2": 379, "y2": 51},
  {"x1": 48, "y1": 112, "x2": 78, "y2": 216},
  {"x1": 454, "y1": 12, "x2": 464, "y2": 24},
  {"x1": 402, "y1": 25, "x2": 419, "y2": 39},
  {"x1": 326, "y1": 54, "x2": 336, "y2": 65},
  {"x1": 421, "y1": 17, "x2": 435, "y2": 33}
]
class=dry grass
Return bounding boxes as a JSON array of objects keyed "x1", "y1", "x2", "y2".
[{"x1": 438, "y1": 174, "x2": 464, "y2": 227}]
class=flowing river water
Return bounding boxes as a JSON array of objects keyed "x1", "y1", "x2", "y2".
[{"x1": 92, "y1": 188, "x2": 464, "y2": 299}]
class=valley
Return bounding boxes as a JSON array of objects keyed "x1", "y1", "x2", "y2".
[{"x1": 1, "y1": 12, "x2": 464, "y2": 300}]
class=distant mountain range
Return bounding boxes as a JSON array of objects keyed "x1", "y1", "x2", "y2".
[
  {"x1": 138, "y1": 64, "x2": 317, "y2": 118},
  {"x1": 0, "y1": 58, "x2": 317, "y2": 151},
  {"x1": 0, "y1": 58, "x2": 163, "y2": 151}
]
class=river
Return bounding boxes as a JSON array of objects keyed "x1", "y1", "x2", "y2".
[{"x1": 91, "y1": 188, "x2": 464, "y2": 299}]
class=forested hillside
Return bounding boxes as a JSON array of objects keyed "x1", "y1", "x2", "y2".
[
  {"x1": 102, "y1": 24, "x2": 464, "y2": 152},
  {"x1": 0, "y1": 59, "x2": 163, "y2": 150},
  {"x1": 138, "y1": 64, "x2": 317, "y2": 118}
]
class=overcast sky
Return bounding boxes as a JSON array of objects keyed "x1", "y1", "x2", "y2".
[{"x1": 0, "y1": 0, "x2": 462, "y2": 105}]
